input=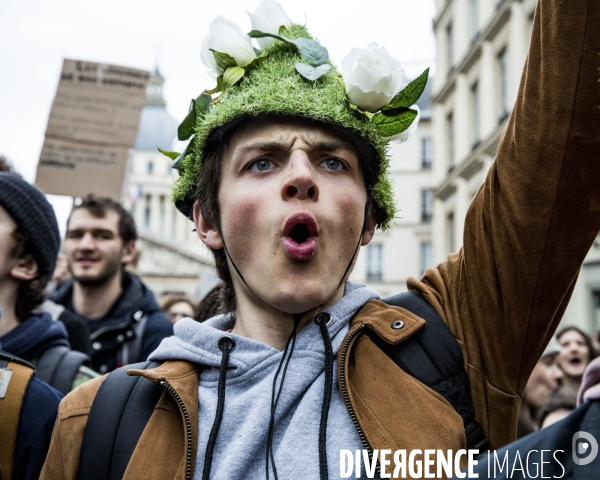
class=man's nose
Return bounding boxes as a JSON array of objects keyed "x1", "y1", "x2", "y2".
[
  {"x1": 78, "y1": 232, "x2": 96, "y2": 249},
  {"x1": 281, "y1": 152, "x2": 319, "y2": 201}
]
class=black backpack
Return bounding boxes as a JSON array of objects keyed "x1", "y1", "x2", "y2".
[
  {"x1": 78, "y1": 292, "x2": 489, "y2": 479},
  {"x1": 36, "y1": 345, "x2": 92, "y2": 395}
]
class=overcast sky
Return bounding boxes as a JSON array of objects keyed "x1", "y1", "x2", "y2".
[{"x1": 0, "y1": 0, "x2": 436, "y2": 228}]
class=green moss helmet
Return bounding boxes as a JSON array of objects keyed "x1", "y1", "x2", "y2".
[{"x1": 165, "y1": 5, "x2": 428, "y2": 231}]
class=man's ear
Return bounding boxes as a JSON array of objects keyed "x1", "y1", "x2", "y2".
[
  {"x1": 10, "y1": 254, "x2": 39, "y2": 281},
  {"x1": 193, "y1": 201, "x2": 223, "y2": 249},
  {"x1": 120, "y1": 240, "x2": 137, "y2": 265},
  {"x1": 360, "y1": 214, "x2": 377, "y2": 246}
]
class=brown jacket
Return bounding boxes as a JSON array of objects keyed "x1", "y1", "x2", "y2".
[{"x1": 41, "y1": 0, "x2": 600, "y2": 478}]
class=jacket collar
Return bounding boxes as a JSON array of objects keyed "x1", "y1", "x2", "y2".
[{"x1": 350, "y1": 299, "x2": 426, "y2": 344}]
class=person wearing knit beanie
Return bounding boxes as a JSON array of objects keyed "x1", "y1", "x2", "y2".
[
  {"x1": 0, "y1": 171, "x2": 98, "y2": 390},
  {"x1": 0, "y1": 172, "x2": 60, "y2": 280}
]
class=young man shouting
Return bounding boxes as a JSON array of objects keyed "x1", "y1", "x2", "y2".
[{"x1": 42, "y1": 0, "x2": 600, "y2": 478}]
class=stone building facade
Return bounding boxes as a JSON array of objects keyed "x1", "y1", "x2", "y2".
[{"x1": 431, "y1": 0, "x2": 600, "y2": 333}]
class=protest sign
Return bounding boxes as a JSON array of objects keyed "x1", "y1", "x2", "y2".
[{"x1": 35, "y1": 59, "x2": 150, "y2": 200}]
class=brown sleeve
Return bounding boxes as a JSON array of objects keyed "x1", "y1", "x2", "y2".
[
  {"x1": 409, "y1": 0, "x2": 600, "y2": 397},
  {"x1": 40, "y1": 377, "x2": 105, "y2": 480}
]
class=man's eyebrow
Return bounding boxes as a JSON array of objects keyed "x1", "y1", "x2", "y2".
[
  {"x1": 236, "y1": 141, "x2": 289, "y2": 155},
  {"x1": 308, "y1": 140, "x2": 355, "y2": 152},
  {"x1": 66, "y1": 228, "x2": 115, "y2": 235}
]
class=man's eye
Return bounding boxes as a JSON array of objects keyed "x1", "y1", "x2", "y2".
[
  {"x1": 322, "y1": 158, "x2": 344, "y2": 170},
  {"x1": 249, "y1": 158, "x2": 275, "y2": 172}
]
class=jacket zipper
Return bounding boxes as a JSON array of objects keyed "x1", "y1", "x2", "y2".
[
  {"x1": 339, "y1": 325, "x2": 375, "y2": 454},
  {"x1": 159, "y1": 380, "x2": 193, "y2": 480}
]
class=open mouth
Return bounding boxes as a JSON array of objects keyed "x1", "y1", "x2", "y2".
[
  {"x1": 282, "y1": 213, "x2": 318, "y2": 260},
  {"x1": 289, "y1": 223, "x2": 310, "y2": 244}
]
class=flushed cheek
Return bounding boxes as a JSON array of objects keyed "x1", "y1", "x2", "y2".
[
  {"x1": 220, "y1": 194, "x2": 275, "y2": 258},
  {"x1": 331, "y1": 197, "x2": 367, "y2": 248}
]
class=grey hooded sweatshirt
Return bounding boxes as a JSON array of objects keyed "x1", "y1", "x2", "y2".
[{"x1": 149, "y1": 282, "x2": 381, "y2": 479}]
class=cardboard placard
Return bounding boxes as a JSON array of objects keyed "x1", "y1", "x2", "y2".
[
  {"x1": 36, "y1": 137, "x2": 130, "y2": 200},
  {"x1": 35, "y1": 59, "x2": 150, "y2": 200}
]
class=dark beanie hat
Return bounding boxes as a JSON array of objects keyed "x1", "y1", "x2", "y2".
[{"x1": 0, "y1": 173, "x2": 60, "y2": 278}]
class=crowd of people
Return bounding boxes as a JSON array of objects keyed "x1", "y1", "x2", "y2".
[
  {"x1": 0, "y1": 156, "x2": 225, "y2": 478},
  {"x1": 1, "y1": 0, "x2": 599, "y2": 478},
  {"x1": 518, "y1": 328, "x2": 597, "y2": 437},
  {"x1": 2, "y1": 156, "x2": 599, "y2": 477}
]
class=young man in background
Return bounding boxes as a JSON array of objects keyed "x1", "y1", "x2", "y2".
[{"x1": 52, "y1": 195, "x2": 173, "y2": 373}]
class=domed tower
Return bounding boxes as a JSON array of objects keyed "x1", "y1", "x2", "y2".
[
  {"x1": 134, "y1": 68, "x2": 177, "y2": 151},
  {"x1": 125, "y1": 69, "x2": 217, "y2": 300}
]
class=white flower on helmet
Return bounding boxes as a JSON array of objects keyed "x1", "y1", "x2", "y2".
[
  {"x1": 247, "y1": 0, "x2": 292, "y2": 49},
  {"x1": 341, "y1": 43, "x2": 408, "y2": 113},
  {"x1": 200, "y1": 16, "x2": 257, "y2": 76}
]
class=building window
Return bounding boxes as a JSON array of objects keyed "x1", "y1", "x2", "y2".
[
  {"x1": 498, "y1": 49, "x2": 509, "y2": 122},
  {"x1": 447, "y1": 212, "x2": 456, "y2": 254},
  {"x1": 421, "y1": 137, "x2": 433, "y2": 169},
  {"x1": 147, "y1": 160, "x2": 154, "y2": 174},
  {"x1": 446, "y1": 23, "x2": 454, "y2": 71},
  {"x1": 470, "y1": 0, "x2": 479, "y2": 40},
  {"x1": 447, "y1": 112, "x2": 455, "y2": 172},
  {"x1": 471, "y1": 82, "x2": 480, "y2": 148},
  {"x1": 159, "y1": 195, "x2": 166, "y2": 233},
  {"x1": 144, "y1": 194, "x2": 151, "y2": 228},
  {"x1": 420, "y1": 242, "x2": 432, "y2": 275},
  {"x1": 366, "y1": 244, "x2": 383, "y2": 282},
  {"x1": 421, "y1": 189, "x2": 433, "y2": 223}
]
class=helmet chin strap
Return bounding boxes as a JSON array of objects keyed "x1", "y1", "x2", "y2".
[{"x1": 220, "y1": 196, "x2": 372, "y2": 322}]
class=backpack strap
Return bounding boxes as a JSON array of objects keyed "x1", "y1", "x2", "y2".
[
  {"x1": 381, "y1": 291, "x2": 489, "y2": 452},
  {"x1": 78, "y1": 360, "x2": 163, "y2": 480},
  {"x1": 36, "y1": 345, "x2": 91, "y2": 395},
  {"x1": 0, "y1": 351, "x2": 35, "y2": 480}
]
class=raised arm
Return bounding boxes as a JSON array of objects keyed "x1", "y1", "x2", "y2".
[{"x1": 408, "y1": 0, "x2": 600, "y2": 446}]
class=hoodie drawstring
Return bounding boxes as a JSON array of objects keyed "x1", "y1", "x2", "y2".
[
  {"x1": 212, "y1": 198, "x2": 371, "y2": 478},
  {"x1": 264, "y1": 312, "x2": 333, "y2": 480},
  {"x1": 202, "y1": 335, "x2": 236, "y2": 480},
  {"x1": 266, "y1": 314, "x2": 302, "y2": 480},
  {"x1": 316, "y1": 313, "x2": 334, "y2": 480}
]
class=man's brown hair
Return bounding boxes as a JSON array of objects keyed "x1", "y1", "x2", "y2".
[{"x1": 69, "y1": 194, "x2": 137, "y2": 244}]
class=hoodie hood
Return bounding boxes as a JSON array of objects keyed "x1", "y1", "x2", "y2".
[
  {"x1": 53, "y1": 271, "x2": 162, "y2": 333},
  {"x1": 150, "y1": 281, "x2": 379, "y2": 366},
  {"x1": 0, "y1": 311, "x2": 70, "y2": 360}
]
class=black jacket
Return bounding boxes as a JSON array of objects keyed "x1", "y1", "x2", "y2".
[
  {"x1": 0, "y1": 312, "x2": 70, "y2": 360},
  {"x1": 15, "y1": 375, "x2": 63, "y2": 480},
  {"x1": 52, "y1": 272, "x2": 173, "y2": 373}
]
